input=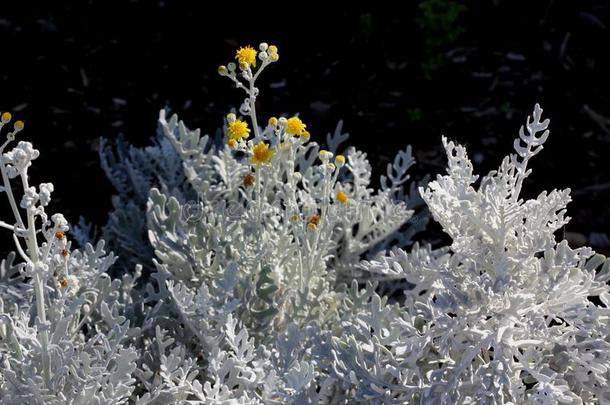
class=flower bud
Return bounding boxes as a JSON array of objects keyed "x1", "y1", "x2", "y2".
[
  {"x1": 319, "y1": 150, "x2": 333, "y2": 161},
  {"x1": 336, "y1": 191, "x2": 349, "y2": 204}
]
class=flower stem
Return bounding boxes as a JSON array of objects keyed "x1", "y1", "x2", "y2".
[{"x1": 20, "y1": 172, "x2": 51, "y2": 386}]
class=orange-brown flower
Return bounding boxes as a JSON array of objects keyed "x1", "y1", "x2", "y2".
[
  {"x1": 243, "y1": 173, "x2": 256, "y2": 187},
  {"x1": 308, "y1": 213, "x2": 321, "y2": 226}
]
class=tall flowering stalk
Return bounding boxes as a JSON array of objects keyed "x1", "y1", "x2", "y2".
[
  {"x1": 0, "y1": 113, "x2": 53, "y2": 384},
  {"x1": 0, "y1": 112, "x2": 137, "y2": 403}
]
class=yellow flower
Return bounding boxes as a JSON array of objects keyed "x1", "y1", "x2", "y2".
[
  {"x1": 335, "y1": 155, "x2": 345, "y2": 166},
  {"x1": 286, "y1": 117, "x2": 306, "y2": 135},
  {"x1": 227, "y1": 139, "x2": 238, "y2": 149},
  {"x1": 336, "y1": 191, "x2": 349, "y2": 204},
  {"x1": 300, "y1": 131, "x2": 311, "y2": 142},
  {"x1": 1, "y1": 112, "x2": 12, "y2": 123},
  {"x1": 235, "y1": 46, "x2": 257, "y2": 68},
  {"x1": 268, "y1": 117, "x2": 278, "y2": 127},
  {"x1": 14, "y1": 120, "x2": 24, "y2": 131},
  {"x1": 218, "y1": 65, "x2": 228, "y2": 76},
  {"x1": 307, "y1": 222, "x2": 317, "y2": 232},
  {"x1": 251, "y1": 143, "x2": 274, "y2": 166},
  {"x1": 228, "y1": 119, "x2": 250, "y2": 141}
]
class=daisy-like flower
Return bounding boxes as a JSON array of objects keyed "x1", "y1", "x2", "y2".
[
  {"x1": 235, "y1": 46, "x2": 257, "y2": 68},
  {"x1": 228, "y1": 119, "x2": 250, "y2": 141},
  {"x1": 251, "y1": 143, "x2": 274, "y2": 166},
  {"x1": 285, "y1": 117, "x2": 307, "y2": 135}
]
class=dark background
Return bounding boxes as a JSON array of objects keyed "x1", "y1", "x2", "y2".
[{"x1": 1, "y1": 1, "x2": 609, "y2": 254}]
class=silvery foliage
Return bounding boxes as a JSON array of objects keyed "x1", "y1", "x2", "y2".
[
  {"x1": 344, "y1": 104, "x2": 610, "y2": 403},
  {"x1": 0, "y1": 117, "x2": 140, "y2": 403},
  {"x1": 136, "y1": 99, "x2": 426, "y2": 402},
  {"x1": 82, "y1": 44, "x2": 427, "y2": 403},
  {"x1": 72, "y1": 131, "x2": 194, "y2": 272},
  {"x1": 0, "y1": 44, "x2": 427, "y2": 403},
  {"x1": 89, "y1": 120, "x2": 426, "y2": 277},
  {"x1": 2, "y1": 40, "x2": 608, "y2": 404}
]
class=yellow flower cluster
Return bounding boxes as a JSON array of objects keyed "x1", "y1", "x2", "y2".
[{"x1": 218, "y1": 43, "x2": 279, "y2": 76}]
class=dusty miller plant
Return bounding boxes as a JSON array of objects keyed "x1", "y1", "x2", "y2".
[
  {"x1": 1, "y1": 42, "x2": 609, "y2": 404},
  {"x1": 132, "y1": 42, "x2": 427, "y2": 403},
  {"x1": 345, "y1": 105, "x2": 610, "y2": 403}
]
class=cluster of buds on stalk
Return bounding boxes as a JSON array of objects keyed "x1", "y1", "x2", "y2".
[{"x1": 0, "y1": 110, "x2": 81, "y2": 385}]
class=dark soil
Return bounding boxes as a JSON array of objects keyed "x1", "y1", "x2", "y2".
[{"x1": 1, "y1": 1, "x2": 609, "y2": 255}]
